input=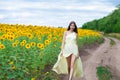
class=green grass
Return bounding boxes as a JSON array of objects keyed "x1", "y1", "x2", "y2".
[
  {"x1": 78, "y1": 36, "x2": 104, "y2": 48},
  {"x1": 104, "y1": 33, "x2": 120, "y2": 40},
  {"x1": 40, "y1": 70, "x2": 61, "y2": 80},
  {"x1": 96, "y1": 66, "x2": 112, "y2": 80},
  {"x1": 109, "y1": 38, "x2": 116, "y2": 46}
]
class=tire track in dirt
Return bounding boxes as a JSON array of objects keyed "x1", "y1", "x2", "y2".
[
  {"x1": 80, "y1": 37, "x2": 111, "y2": 80},
  {"x1": 62, "y1": 36, "x2": 120, "y2": 80}
]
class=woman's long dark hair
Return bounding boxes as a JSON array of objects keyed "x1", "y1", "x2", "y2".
[{"x1": 67, "y1": 21, "x2": 78, "y2": 33}]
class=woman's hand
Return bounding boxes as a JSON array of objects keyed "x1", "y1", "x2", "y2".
[
  {"x1": 60, "y1": 50, "x2": 63, "y2": 57},
  {"x1": 60, "y1": 53, "x2": 63, "y2": 57}
]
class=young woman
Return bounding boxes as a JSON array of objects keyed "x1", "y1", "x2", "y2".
[{"x1": 52, "y1": 21, "x2": 84, "y2": 80}]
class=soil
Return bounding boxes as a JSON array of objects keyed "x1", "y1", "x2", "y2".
[{"x1": 60, "y1": 36, "x2": 120, "y2": 80}]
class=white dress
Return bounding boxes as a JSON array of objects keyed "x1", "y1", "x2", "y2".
[{"x1": 52, "y1": 32, "x2": 84, "y2": 78}]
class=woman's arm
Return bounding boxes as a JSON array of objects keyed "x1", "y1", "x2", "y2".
[
  {"x1": 61, "y1": 31, "x2": 66, "y2": 52},
  {"x1": 76, "y1": 33, "x2": 79, "y2": 57},
  {"x1": 76, "y1": 33, "x2": 79, "y2": 49}
]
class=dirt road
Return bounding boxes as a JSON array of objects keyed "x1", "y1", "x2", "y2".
[{"x1": 61, "y1": 36, "x2": 120, "y2": 80}]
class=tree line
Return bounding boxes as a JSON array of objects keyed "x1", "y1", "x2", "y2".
[{"x1": 82, "y1": 4, "x2": 120, "y2": 33}]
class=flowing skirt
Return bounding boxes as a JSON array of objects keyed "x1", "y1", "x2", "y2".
[{"x1": 51, "y1": 50, "x2": 84, "y2": 78}]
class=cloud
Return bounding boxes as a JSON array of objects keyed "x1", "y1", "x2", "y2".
[{"x1": 0, "y1": 0, "x2": 117, "y2": 27}]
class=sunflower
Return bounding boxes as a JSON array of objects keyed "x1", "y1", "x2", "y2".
[
  {"x1": 22, "y1": 40, "x2": 27, "y2": 44},
  {"x1": 53, "y1": 37, "x2": 57, "y2": 41},
  {"x1": 25, "y1": 43, "x2": 31, "y2": 49},
  {"x1": 15, "y1": 40, "x2": 19, "y2": 44},
  {"x1": 0, "y1": 44, "x2": 5, "y2": 49},
  {"x1": 27, "y1": 33, "x2": 33, "y2": 39},
  {"x1": 47, "y1": 34, "x2": 52, "y2": 39},
  {"x1": 37, "y1": 43, "x2": 44, "y2": 49},
  {"x1": 11, "y1": 65, "x2": 15, "y2": 69},
  {"x1": 12, "y1": 42, "x2": 17, "y2": 47},
  {"x1": 9, "y1": 61, "x2": 14, "y2": 65},
  {"x1": 40, "y1": 44, "x2": 44, "y2": 50},
  {"x1": 30, "y1": 42, "x2": 36, "y2": 46},
  {"x1": 20, "y1": 42, "x2": 25, "y2": 46},
  {"x1": 8, "y1": 35, "x2": 14, "y2": 41},
  {"x1": 0, "y1": 36, "x2": 5, "y2": 41},
  {"x1": 45, "y1": 40, "x2": 50, "y2": 45},
  {"x1": 31, "y1": 78, "x2": 35, "y2": 80},
  {"x1": 37, "y1": 43, "x2": 42, "y2": 48}
]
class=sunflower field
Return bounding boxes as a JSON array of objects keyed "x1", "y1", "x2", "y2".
[{"x1": 0, "y1": 23, "x2": 103, "y2": 80}]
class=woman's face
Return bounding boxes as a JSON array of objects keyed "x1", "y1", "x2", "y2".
[{"x1": 70, "y1": 23, "x2": 75, "y2": 30}]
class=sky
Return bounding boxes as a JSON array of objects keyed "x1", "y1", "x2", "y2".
[{"x1": 0, "y1": 0, "x2": 119, "y2": 28}]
